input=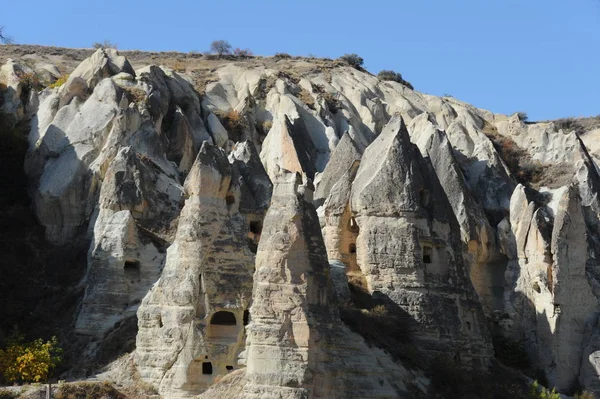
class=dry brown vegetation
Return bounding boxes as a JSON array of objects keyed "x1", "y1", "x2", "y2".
[
  {"x1": 481, "y1": 120, "x2": 572, "y2": 189},
  {"x1": 55, "y1": 381, "x2": 125, "y2": 399}
]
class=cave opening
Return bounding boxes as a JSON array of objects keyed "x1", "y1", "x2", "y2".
[
  {"x1": 211, "y1": 311, "x2": 237, "y2": 326},
  {"x1": 422, "y1": 247, "x2": 432, "y2": 264},
  {"x1": 202, "y1": 362, "x2": 213, "y2": 375},
  {"x1": 124, "y1": 260, "x2": 141, "y2": 281},
  {"x1": 349, "y1": 243, "x2": 357, "y2": 254}
]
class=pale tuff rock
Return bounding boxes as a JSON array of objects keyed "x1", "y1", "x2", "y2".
[
  {"x1": 7, "y1": 46, "x2": 600, "y2": 395},
  {"x1": 347, "y1": 115, "x2": 493, "y2": 365},
  {"x1": 202, "y1": 170, "x2": 424, "y2": 399},
  {"x1": 0, "y1": 59, "x2": 39, "y2": 127},
  {"x1": 409, "y1": 117, "x2": 499, "y2": 313},
  {"x1": 135, "y1": 142, "x2": 255, "y2": 398},
  {"x1": 506, "y1": 178, "x2": 600, "y2": 392},
  {"x1": 313, "y1": 131, "x2": 362, "y2": 208}
]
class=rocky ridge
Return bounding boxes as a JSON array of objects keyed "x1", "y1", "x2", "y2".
[{"x1": 1, "y1": 45, "x2": 600, "y2": 397}]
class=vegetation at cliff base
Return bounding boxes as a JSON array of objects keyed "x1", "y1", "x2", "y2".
[{"x1": 0, "y1": 331, "x2": 62, "y2": 384}]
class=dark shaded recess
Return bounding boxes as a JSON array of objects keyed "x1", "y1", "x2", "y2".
[
  {"x1": 284, "y1": 115, "x2": 318, "y2": 180},
  {"x1": 243, "y1": 310, "x2": 250, "y2": 326},
  {"x1": 0, "y1": 116, "x2": 88, "y2": 374},
  {"x1": 211, "y1": 311, "x2": 236, "y2": 325},
  {"x1": 93, "y1": 315, "x2": 138, "y2": 368}
]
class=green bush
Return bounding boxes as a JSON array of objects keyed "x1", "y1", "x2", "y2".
[
  {"x1": 339, "y1": 53, "x2": 364, "y2": 68},
  {"x1": 529, "y1": 381, "x2": 561, "y2": 399}
]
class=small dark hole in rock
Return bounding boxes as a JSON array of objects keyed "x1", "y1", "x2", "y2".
[
  {"x1": 226, "y1": 365, "x2": 233, "y2": 370},
  {"x1": 202, "y1": 362, "x2": 213, "y2": 375}
]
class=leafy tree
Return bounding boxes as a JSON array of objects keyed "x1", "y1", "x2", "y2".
[
  {"x1": 0, "y1": 331, "x2": 62, "y2": 384},
  {"x1": 0, "y1": 26, "x2": 13, "y2": 44},
  {"x1": 210, "y1": 40, "x2": 232, "y2": 56}
]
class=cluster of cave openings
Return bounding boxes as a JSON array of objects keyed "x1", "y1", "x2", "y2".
[
  {"x1": 209, "y1": 311, "x2": 238, "y2": 339},
  {"x1": 123, "y1": 259, "x2": 141, "y2": 282}
]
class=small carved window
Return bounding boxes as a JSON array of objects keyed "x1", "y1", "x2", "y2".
[
  {"x1": 422, "y1": 247, "x2": 432, "y2": 264},
  {"x1": 124, "y1": 260, "x2": 140, "y2": 281},
  {"x1": 225, "y1": 194, "x2": 235, "y2": 205},
  {"x1": 349, "y1": 243, "x2": 357, "y2": 254},
  {"x1": 202, "y1": 362, "x2": 213, "y2": 375}
]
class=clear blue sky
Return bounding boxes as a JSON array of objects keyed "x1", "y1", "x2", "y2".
[{"x1": 3, "y1": 0, "x2": 599, "y2": 121}]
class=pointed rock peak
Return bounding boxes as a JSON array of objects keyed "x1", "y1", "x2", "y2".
[
  {"x1": 314, "y1": 131, "x2": 362, "y2": 206},
  {"x1": 576, "y1": 134, "x2": 600, "y2": 180},
  {"x1": 64, "y1": 47, "x2": 135, "y2": 92},
  {"x1": 380, "y1": 113, "x2": 412, "y2": 145},
  {"x1": 229, "y1": 140, "x2": 273, "y2": 212},
  {"x1": 184, "y1": 141, "x2": 231, "y2": 197},
  {"x1": 351, "y1": 114, "x2": 426, "y2": 215},
  {"x1": 283, "y1": 115, "x2": 318, "y2": 179}
]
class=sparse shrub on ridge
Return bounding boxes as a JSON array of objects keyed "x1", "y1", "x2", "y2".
[
  {"x1": 93, "y1": 40, "x2": 117, "y2": 49},
  {"x1": 233, "y1": 48, "x2": 253, "y2": 58},
  {"x1": 339, "y1": 53, "x2": 364, "y2": 69},
  {"x1": 377, "y1": 69, "x2": 414, "y2": 90},
  {"x1": 273, "y1": 52, "x2": 291, "y2": 60},
  {"x1": 210, "y1": 40, "x2": 232, "y2": 56},
  {"x1": 516, "y1": 111, "x2": 529, "y2": 122}
]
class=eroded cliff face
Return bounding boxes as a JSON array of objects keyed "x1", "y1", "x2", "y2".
[{"x1": 2, "y1": 45, "x2": 600, "y2": 396}]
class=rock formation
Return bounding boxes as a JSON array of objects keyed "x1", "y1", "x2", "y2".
[{"x1": 4, "y1": 44, "x2": 600, "y2": 396}]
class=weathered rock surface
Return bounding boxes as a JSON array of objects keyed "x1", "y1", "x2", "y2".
[
  {"x1": 135, "y1": 143, "x2": 255, "y2": 398},
  {"x1": 200, "y1": 171, "x2": 425, "y2": 398},
  {"x1": 5, "y1": 45, "x2": 600, "y2": 396}
]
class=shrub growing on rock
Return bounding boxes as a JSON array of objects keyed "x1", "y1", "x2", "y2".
[
  {"x1": 339, "y1": 53, "x2": 364, "y2": 69},
  {"x1": 377, "y1": 70, "x2": 414, "y2": 89},
  {"x1": 92, "y1": 40, "x2": 117, "y2": 49}
]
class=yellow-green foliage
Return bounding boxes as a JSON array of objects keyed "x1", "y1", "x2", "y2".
[
  {"x1": 0, "y1": 331, "x2": 62, "y2": 384},
  {"x1": 49, "y1": 74, "x2": 69, "y2": 89},
  {"x1": 529, "y1": 381, "x2": 561, "y2": 399}
]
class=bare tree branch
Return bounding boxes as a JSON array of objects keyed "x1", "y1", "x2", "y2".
[{"x1": 0, "y1": 26, "x2": 14, "y2": 44}]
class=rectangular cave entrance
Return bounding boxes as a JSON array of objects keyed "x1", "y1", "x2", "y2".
[
  {"x1": 124, "y1": 259, "x2": 141, "y2": 282},
  {"x1": 202, "y1": 362, "x2": 213, "y2": 375}
]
